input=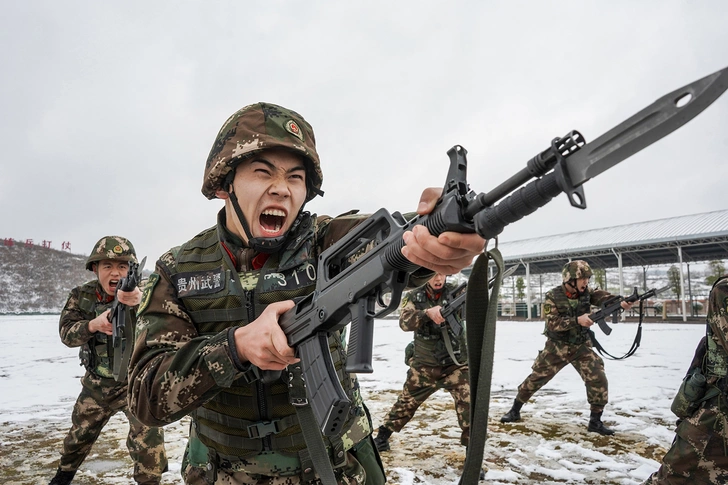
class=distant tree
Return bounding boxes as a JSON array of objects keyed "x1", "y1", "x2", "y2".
[
  {"x1": 515, "y1": 277, "x2": 526, "y2": 301},
  {"x1": 667, "y1": 265, "x2": 682, "y2": 296},
  {"x1": 705, "y1": 260, "x2": 726, "y2": 287},
  {"x1": 593, "y1": 268, "x2": 606, "y2": 290}
]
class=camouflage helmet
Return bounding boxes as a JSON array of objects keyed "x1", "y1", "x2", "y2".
[
  {"x1": 562, "y1": 260, "x2": 593, "y2": 283},
  {"x1": 85, "y1": 236, "x2": 137, "y2": 271},
  {"x1": 201, "y1": 102, "x2": 323, "y2": 202}
]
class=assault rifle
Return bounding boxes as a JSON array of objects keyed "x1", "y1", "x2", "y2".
[
  {"x1": 108, "y1": 256, "x2": 146, "y2": 382},
  {"x1": 588, "y1": 285, "x2": 671, "y2": 335},
  {"x1": 441, "y1": 264, "x2": 520, "y2": 336},
  {"x1": 264, "y1": 67, "x2": 727, "y2": 442}
]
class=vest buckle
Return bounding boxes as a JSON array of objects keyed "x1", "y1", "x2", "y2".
[{"x1": 247, "y1": 420, "x2": 282, "y2": 438}]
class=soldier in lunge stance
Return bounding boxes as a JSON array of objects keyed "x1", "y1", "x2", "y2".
[
  {"x1": 499, "y1": 260, "x2": 633, "y2": 435},
  {"x1": 373, "y1": 273, "x2": 470, "y2": 451},
  {"x1": 126, "y1": 103, "x2": 485, "y2": 484},
  {"x1": 373, "y1": 273, "x2": 485, "y2": 479},
  {"x1": 49, "y1": 236, "x2": 167, "y2": 485}
]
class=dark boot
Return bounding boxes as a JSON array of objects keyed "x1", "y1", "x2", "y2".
[
  {"x1": 587, "y1": 411, "x2": 615, "y2": 435},
  {"x1": 373, "y1": 426, "x2": 392, "y2": 452},
  {"x1": 500, "y1": 399, "x2": 524, "y2": 423},
  {"x1": 49, "y1": 468, "x2": 76, "y2": 485}
]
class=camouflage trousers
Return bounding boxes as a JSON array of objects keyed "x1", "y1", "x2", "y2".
[
  {"x1": 516, "y1": 339, "x2": 608, "y2": 412},
  {"x1": 57, "y1": 371, "x2": 167, "y2": 484},
  {"x1": 643, "y1": 394, "x2": 728, "y2": 485},
  {"x1": 382, "y1": 363, "x2": 471, "y2": 445}
]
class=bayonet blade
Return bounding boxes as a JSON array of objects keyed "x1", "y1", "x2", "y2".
[{"x1": 566, "y1": 66, "x2": 728, "y2": 186}]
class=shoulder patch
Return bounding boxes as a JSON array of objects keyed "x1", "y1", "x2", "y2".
[
  {"x1": 543, "y1": 302, "x2": 551, "y2": 314},
  {"x1": 138, "y1": 273, "x2": 159, "y2": 314}
]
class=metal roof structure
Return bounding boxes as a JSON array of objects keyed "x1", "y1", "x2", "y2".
[{"x1": 493, "y1": 209, "x2": 728, "y2": 276}]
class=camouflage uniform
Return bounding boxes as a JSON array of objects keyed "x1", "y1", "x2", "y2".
[
  {"x1": 643, "y1": 275, "x2": 728, "y2": 484},
  {"x1": 379, "y1": 282, "x2": 471, "y2": 446},
  {"x1": 55, "y1": 269, "x2": 167, "y2": 484},
  {"x1": 127, "y1": 103, "x2": 432, "y2": 484},
  {"x1": 513, "y1": 282, "x2": 612, "y2": 412}
]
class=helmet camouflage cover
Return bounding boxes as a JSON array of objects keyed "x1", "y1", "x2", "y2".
[
  {"x1": 562, "y1": 260, "x2": 593, "y2": 282},
  {"x1": 201, "y1": 102, "x2": 323, "y2": 202},
  {"x1": 85, "y1": 236, "x2": 137, "y2": 271}
]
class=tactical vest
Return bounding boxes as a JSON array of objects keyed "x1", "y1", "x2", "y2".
[
  {"x1": 167, "y1": 217, "x2": 368, "y2": 472},
  {"x1": 544, "y1": 285, "x2": 591, "y2": 345},
  {"x1": 705, "y1": 331, "x2": 728, "y2": 379},
  {"x1": 704, "y1": 276, "x2": 728, "y2": 380},
  {"x1": 410, "y1": 284, "x2": 468, "y2": 366},
  {"x1": 77, "y1": 282, "x2": 114, "y2": 377}
]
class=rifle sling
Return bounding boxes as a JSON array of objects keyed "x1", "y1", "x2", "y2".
[
  {"x1": 589, "y1": 300, "x2": 644, "y2": 360},
  {"x1": 461, "y1": 247, "x2": 503, "y2": 484},
  {"x1": 440, "y1": 326, "x2": 464, "y2": 366}
]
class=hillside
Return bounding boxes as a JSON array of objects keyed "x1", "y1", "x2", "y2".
[{"x1": 0, "y1": 242, "x2": 93, "y2": 314}]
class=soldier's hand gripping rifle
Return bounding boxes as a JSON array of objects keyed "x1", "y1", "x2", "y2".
[
  {"x1": 588, "y1": 285, "x2": 671, "y2": 335},
  {"x1": 263, "y1": 67, "x2": 728, "y2": 440},
  {"x1": 440, "y1": 264, "x2": 520, "y2": 336},
  {"x1": 108, "y1": 256, "x2": 146, "y2": 382}
]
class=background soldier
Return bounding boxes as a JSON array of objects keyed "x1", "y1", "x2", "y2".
[
  {"x1": 373, "y1": 273, "x2": 470, "y2": 451},
  {"x1": 126, "y1": 103, "x2": 485, "y2": 484},
  {"x1": 49, "y1": 236, "x2": 167, "y2": 485},
  {"x1": 499, "y1": 260, "x2": 632, "y2": 435},
  {"x1": 643, "y1": 275, "x2": 728, "y2": 484}
]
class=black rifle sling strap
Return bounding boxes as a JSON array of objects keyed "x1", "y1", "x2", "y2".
[
  {"x1": 291, "y1": 364, "x2": 338, "y2": 485},
  {"x1": 440, "y1": 326, "x2": 465, "y2": 366},
  {"x1": 461, "y1": 247, "x2": 504, "y2": 485},
  {"x1": 589, "y1": 300, "x2": 644, "y2": 361}
]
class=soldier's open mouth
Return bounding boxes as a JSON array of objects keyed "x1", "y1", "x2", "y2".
[{"x1": 260, "y1": 210, "x2": 285, "y2": 234}]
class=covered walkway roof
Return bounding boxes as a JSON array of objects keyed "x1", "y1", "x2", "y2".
[{"x1": 493, "y1": 209, "x2": 728, "y2": 276}]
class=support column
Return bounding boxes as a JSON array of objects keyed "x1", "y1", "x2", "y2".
[
  {"x1": 612, "y1": 249, "x2": 624, "y2": 320},
  {"x1": 678, "y1": 246, "x2": 687, "y2": 322},
  {"x1": 523, "y1": 260, "x2": 532, "y2": 320}
]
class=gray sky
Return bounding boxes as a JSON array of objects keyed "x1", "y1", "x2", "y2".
[{"x1": 2, "y1": 1, "x2": 727, "y2": 265}]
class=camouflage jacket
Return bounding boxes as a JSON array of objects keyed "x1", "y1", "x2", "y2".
[
  {"x1": 128, "y1": 208, "x2": 432, "y2": 427},
  {"x1": 59, "y1": 280, "x2": 124, "y2": 378},
  {"x1": 543, "y1": 284, "x2": 612, "y2": 342},
  {"x1": 399, "y1": 282, "x2": 467, "y2": 366},
  {"x1": 704, "y1": 275, "x2": 728, "y2": 382}
]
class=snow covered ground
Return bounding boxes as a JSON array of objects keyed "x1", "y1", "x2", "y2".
[{"x1": 0, "y1": 314, "x2": 704, "y2": 484}]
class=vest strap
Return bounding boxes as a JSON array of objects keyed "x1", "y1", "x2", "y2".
[{"x1": 195, "y1": 407, "x2": 300, "y2": 438}]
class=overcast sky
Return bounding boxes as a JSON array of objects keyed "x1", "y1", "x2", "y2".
[{"x1": 2, "y1": 1, "x2": 727, "y2": 265}]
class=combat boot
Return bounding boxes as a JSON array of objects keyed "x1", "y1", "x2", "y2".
[
  {"x1": 499, "y1": 399, "x2": 524, "y2": 423},
  {"x1": 587, "y1": 411, "x2": 615, "y2": 436},
  {"x1": 49, "y1": 468, "x2": 76, "y2": 485},
  {"x1": 373, "y1": 426, "x2": 392, "y2": 452}
]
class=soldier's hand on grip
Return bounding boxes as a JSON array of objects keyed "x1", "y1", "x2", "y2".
[{"x1": 233, "y1": 300, "x2": 301, "y2": 371}]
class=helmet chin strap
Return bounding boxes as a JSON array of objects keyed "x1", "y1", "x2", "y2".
[
  {"x1": 565, "y1": 279, "x2": 583, "y2": 296},
  {"x1": 227, "y1": 189, "x2": 303, "y2": 254}
]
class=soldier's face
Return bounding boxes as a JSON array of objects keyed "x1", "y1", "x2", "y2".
[
  {"x1": 218, "y1": 148, "x2": 307, "y2": 244},
  {"x1": 429, "y1": 273, "x2": 447, "y2": 290},
  {"x1": 575, "y1": 277, "x2": 590, "y2": 292},
  {"x1": 94, "y1": 259, "x2": 130, "y2": 296}
]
